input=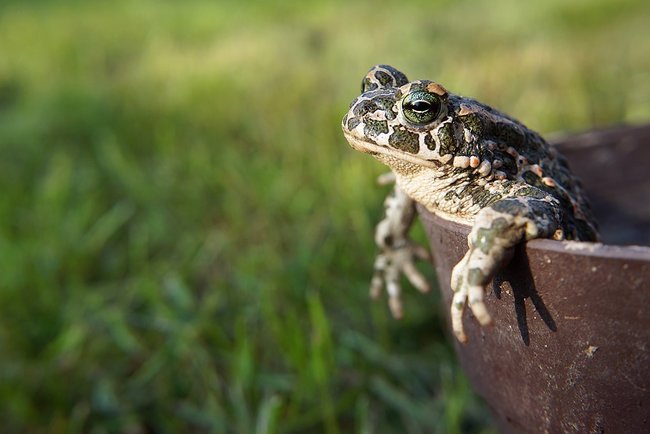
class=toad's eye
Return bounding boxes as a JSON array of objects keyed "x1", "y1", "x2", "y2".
[{"x1": 402, "y1": 91, "x2": 442, "y2": 125}]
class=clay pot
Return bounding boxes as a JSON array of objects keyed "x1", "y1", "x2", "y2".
[{"x1": 418, "y1": 124, "x2": 650, "y2": 433}]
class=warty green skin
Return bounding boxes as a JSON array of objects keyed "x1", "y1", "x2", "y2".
[{"x1": 342, "y1": 65, "x2": 599, "y2": 342}]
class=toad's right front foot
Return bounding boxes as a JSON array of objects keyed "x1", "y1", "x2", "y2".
[{"x1": 371, "y1": 184, "x2": 431, "y2": 318}]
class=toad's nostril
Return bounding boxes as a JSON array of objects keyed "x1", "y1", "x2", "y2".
[{"x1": 353, "y1": 99, "x2": 377, "y2": 117}]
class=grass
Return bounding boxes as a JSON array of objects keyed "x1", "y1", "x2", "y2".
[{"x1": 0, "y1": 0, "x2": 648, "y2": 432}]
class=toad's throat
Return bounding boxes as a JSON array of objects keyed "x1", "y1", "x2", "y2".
[{"x1": 343, "y1": 132, "x2": 442, "y2": 170}]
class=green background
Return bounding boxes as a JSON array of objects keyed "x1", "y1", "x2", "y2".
[{"x1": 1, "y1": 0, "x2": 648, "y2": 432}]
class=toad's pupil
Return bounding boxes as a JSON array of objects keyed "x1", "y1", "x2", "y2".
[{"x1": 409, "y1": 100, "x2": 431, "y2": 112}]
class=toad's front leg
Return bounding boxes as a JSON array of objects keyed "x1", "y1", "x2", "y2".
[
  {"x1": 371, "y1": 178, "x2": 431, "y2": 318},
  {"x1": 450, "y1": 197, "x2": 563, "y2": 342}
]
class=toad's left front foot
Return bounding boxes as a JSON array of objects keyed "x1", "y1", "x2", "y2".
[
  {"x1": 450, "y1": 250, "x2": 496, "y2": 343},
  {"x1": 449, "y1": 198, "x2": 563, "y2": 342}
]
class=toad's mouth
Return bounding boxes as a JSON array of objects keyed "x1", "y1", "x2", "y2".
[{"x1": 343, "y1": 131, "x2": 441, "y2": 169}]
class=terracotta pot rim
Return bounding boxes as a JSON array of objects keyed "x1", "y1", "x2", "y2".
[{"x1": 427, "y1": 211, "x2": 650, "y2": 262}]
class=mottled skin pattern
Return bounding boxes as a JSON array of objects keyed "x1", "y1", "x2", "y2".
[{"x1": 342, "y1": 65, "x2": 599, "y2": 342}]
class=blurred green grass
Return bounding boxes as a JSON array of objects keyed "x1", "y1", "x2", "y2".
[{"x1": 0, "y1": 0, "x2": 648, "y2": 432}]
